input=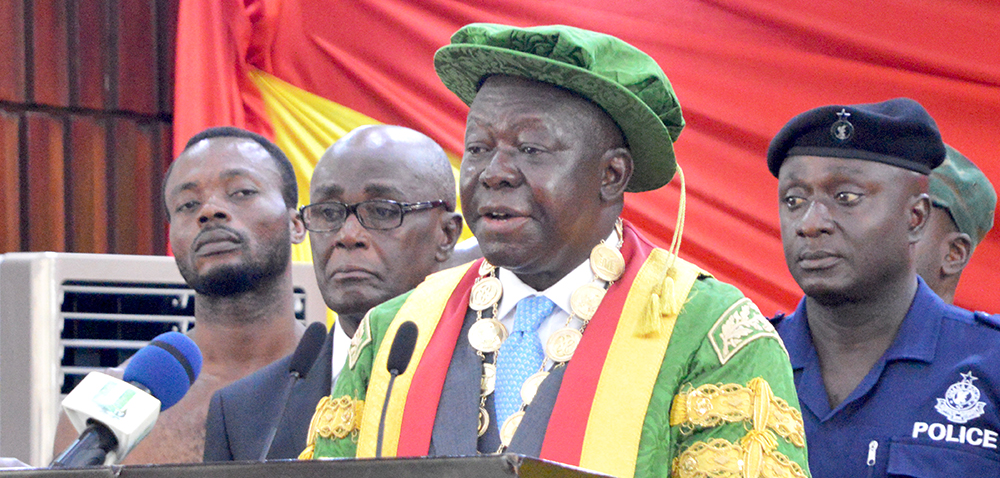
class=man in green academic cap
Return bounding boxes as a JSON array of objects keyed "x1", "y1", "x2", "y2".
[
  {"x1": 914, "y1": 145, "x2": 996, "y2": 305},
  {"x1": 303, "y1": 24, "x2": 809, "y2": 478}
]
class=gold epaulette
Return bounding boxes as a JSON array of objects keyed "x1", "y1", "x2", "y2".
[
  {"x1": 669, "y1": 378, "x2": 805, "y2": 448},
  {"x1": 298, "y1": 395, "x2": 365, "y2": 459},
  {"x1": 672, "y1": 438, "x2": 808, "y2": 478}
]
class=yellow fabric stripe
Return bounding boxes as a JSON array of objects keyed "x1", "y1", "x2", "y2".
[
  {"x1": 249, "y1": 69, "x2": 383, "y2": 263},
  {"x1": 579, "y1": 251, "x2": 702, "y2": 478},
  {"x1": 355, "y1": 263, "x2": 473, "y2": 457}
]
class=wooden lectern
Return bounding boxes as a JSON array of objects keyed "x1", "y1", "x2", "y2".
[{"x1": 3, "y1": 454, "x2": 612, "y2": 478}]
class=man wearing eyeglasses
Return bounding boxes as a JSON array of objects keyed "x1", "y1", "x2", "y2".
[
  {"x1": 302, "y1": 125, "x2": 463, "y2": 327},
  {"x1": 203, "y1": 124, "x2": 464, "y2": 461}
]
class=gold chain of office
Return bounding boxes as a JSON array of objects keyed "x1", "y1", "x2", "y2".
[{"x1": 466, "y1": 218, "x2": 626, "y2": 452}]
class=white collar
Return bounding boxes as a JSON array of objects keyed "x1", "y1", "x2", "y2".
[{"x1": 494, "y1": 227, "x2": 617, "y2": 320}]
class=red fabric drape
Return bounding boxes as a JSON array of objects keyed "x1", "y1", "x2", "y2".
[{"x1": 174, "y1": 0, "x2": 1000, "y2": 316}]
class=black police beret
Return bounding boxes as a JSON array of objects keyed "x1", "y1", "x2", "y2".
[{"x1": 766, "y1": 98, "x2": 946, "y2": 177}]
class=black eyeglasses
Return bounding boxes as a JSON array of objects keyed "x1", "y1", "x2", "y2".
[{"x1": 299, "y1": 199, "x2": 447, "y2": 232}]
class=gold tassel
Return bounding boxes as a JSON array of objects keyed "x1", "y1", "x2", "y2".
[
  {"x1": 634, "y1": 164, "x2": 687, "y2": 339},
  {"x1": 636, "y1": 292, "x2": 662, "y2": 337},
  {"x1": 665, "y1": 164, "x2": 686, "y2": 273},
  {"x1": 660, "y1": 276, "x2": 678, "y2": 317}
]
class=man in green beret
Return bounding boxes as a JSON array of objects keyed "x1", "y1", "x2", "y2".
[
  {"x1": 914, "y1": 145, "x2": 996, "y2": 305},
  {"x1": 304, "y1": 24, "x2": 809, "y2": 478}
]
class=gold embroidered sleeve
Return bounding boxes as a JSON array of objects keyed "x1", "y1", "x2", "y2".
[
  {"x1": 669, "y1": 378, "x2": 805, "y2": 448},
  {"x1": 672, "y1": 438, "x2": 808, "y2": 478},
  {"x1": 299, "y1": 395, "x2": 365, "y2": 459}
]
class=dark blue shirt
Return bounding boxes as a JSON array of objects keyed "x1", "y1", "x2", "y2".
[{"x1": 773, "y1": 278, "x2": 1000, "y2": 477}]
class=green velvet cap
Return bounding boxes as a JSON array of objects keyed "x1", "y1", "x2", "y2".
[
  {"x1": 434, "y1": 23, "x2": 684, "y2": 192},
  {"x1": 929, "y1": 145, "x2": 996, "y2": 248}
]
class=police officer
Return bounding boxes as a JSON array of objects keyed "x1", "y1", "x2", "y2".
[
  {"x1": 769, "y1": 98, "x2": 1000, "y2": 477},
  {"x1": 914, "y1": 144, "x2": 996, "y2": 305}
]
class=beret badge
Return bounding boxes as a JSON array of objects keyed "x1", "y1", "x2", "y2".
[{"x1": 830, "y1": 109, "x2": 853, "y2": 142}]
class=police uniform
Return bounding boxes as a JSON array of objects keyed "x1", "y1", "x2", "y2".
[{"x1": 773, "y1": 278, "x2": 1000, "y2": 477}]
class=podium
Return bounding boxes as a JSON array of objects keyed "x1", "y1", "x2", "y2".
[{"x1": 2, "y1": 454, "x2": 611, "y2": 478}]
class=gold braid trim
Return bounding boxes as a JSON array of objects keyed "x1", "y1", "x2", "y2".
[
  {"x1": 672, "y1": 438, "x2": 808, "y2": 478},
  {"x1": 299, "y1": 395, "x2": 330, "y2": 459},
  {"x1": 669, "y1": 378, "x2": 805, "y2": 448},
  {"x1": 297, "y1": 395, "x2": 365, "y2": 459}
]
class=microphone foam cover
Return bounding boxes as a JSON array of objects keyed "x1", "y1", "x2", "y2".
[
  {"x1": 123, "y1": 331, "x2": 203, "y2": 411},
  {"x1": 386, "y1": 321, "x2": 418, "y2": 375},
  {"x1": 289, "y1": 322, "x2": 328, "y2": 378}
]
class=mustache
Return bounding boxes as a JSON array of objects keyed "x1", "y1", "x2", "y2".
[{"x1": 193, "y1": 225, "x2": 244, "y2": 250}]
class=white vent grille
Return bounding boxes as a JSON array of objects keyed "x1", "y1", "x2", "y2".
[
  {"x1": 56, "y1": 281, "x2": 311, "y2": 394},
  {"x1": 0, "y1": 252, "x2": 325, "y2": 466}
]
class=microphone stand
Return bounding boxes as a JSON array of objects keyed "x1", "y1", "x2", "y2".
[
  {"x1": 375, "y1": 368, "x2": 400, "y2": 459},
  {"x1": 257, "y1": 371, "x2": 302, "y2": 461}
]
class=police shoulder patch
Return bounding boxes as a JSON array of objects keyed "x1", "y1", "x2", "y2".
[
  {"x1": 708, "y1": 298, "x2": 780, "y2": 365},
  {"x1": 348, "y1": 309, "x2": 373, "y2": 369}
]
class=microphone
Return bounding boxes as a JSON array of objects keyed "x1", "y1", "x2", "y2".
[
  {"x1": 50, "y1": 332, "x2": 202, "y2": 468},
  {"x1": 376, "y1": 321, "x2": 418, "y2": 458},
  {"x1": 258, "y1": 322, "x2": 328, "y2": 460}
]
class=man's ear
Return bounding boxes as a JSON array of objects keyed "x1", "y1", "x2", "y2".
[
  {"x1": 942, "y1": 232, "x2": 973, "y2": 276},
  {"x1": 908, "y1": 194, "x2": 931, "y2": 243},
  {"x1": 289, "y1": 208, "x2": 307, "y2": 245},
  {"x1": 599, "y1": 147, "x2": 632, "y2": 202},
  {"x1": 435, "y1": 212, "x2": 464, "y2": 262}
]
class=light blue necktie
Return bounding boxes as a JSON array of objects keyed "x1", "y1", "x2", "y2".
[{"x1": 495, "y1": 295, "x2": 556, "y2": 426}]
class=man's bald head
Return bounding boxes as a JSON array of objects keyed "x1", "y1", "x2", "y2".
[
  {"x1": 318, "y1": 125, "x2": 456, "y2": 210},
  {"x1": 307, "y1": 125, "x2": 463, "y2": 321}
]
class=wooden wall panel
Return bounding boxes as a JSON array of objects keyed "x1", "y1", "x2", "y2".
[
  {"x1": 109, "y1": 119, "x2": 156, "y2": 255},
  {"x1": 158, "y1": 0, "x2": 178, "y2": 115},
  {"x1": 25, "y1": 113, "x2": 66, "y2": 252},
  {"x1": 0, "y1": 0, "x2": 176, "y2": 256},
  {"x1": 31, "y1": 1, "x2": 70, "y2": 106},
  {"x1": 72, "y1": 0, "x2": 109, "y2": 110},
  {"x1": 152, "y1": 123, "x2": 171, "y2": 253},
  {"x1": 0, "y1": 112, "x2": 22, "y2": 252},
  {"x1": 117, "y1": 0, "x2": 157, "y2": 115},
  {"x1": 0, "y1": 1, "x2": 26, "y2": 102},
  {"x1": 67, "y1": 117, "x2": 109, "y2": 253}
]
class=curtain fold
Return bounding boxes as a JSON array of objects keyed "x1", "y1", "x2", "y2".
[{"x1": 174, "y1": 0, "x2": 1000, "y2": 315}]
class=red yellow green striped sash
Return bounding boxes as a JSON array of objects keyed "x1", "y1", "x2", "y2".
[
  {"x1": 359, "y1": 222, "x2": 701, "y2": 478},
  {"x1": 355, "y1": 263, "x2": 478, "y2": 457}
]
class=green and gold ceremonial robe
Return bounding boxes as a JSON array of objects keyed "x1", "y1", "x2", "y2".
[{"x1": 304, "y1": 222, "x2": 810, "y2": 478}]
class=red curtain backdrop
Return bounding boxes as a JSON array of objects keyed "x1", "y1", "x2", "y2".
[{"x1": 174, "y1": 0, "x2": 1000, "y2": 316}]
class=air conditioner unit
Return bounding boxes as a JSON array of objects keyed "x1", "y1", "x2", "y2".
[{"x1": 0, "y1": 252, "x2": 327, "y2": 466}]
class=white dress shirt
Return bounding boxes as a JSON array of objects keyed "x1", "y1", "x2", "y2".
[
  {"x1": 495, "y1": 227, "x2": 617, "y2": 369},
  {"x1": 329, "y1": 315, "x2": 351, "y2": 393}
]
